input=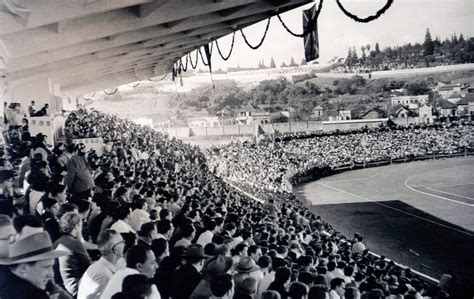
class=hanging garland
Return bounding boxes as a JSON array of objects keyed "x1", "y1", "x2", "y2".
[
  {"x1": 127, "y1": 81, "x2": 141, "y2": 88},
  {"x1": 103, "y1": 88, "x2": 118, "y2": 95},
  {"x1": 82, "y1": 92, "x2": 96, "y2": 101},
  {"x1": 215, "y1": 31, "x2": 236, "y2": 61},
  {"x1": 276, "y1": 14, "x2": 304, "y2": 38},
  {"x1": 148, "y1": 73, "x2": 168, "y2": 81},
  {"x1": 179, "y1": 55, "x2": 188, "y2": 72},
  {"x1": 188, "y1": 50, "x2": 199, "y2": 69},
  {"x1": 240, "y1": 17, "x2": 271, "y2": 50},
  {"x1": 335, "y1": 0, "x2": 393, "y2": 23}
]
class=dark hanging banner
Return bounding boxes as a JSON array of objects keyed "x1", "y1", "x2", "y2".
[{"x1": 303, "y1": 4, "x2": 320, "y2": 62}]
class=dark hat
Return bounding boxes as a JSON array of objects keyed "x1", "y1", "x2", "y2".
[
  {"x1": 0, "y1": 232, "x2": 68, "y2": 265},
  {"x1": 185, "y1": 244, "x2": 209, "y2": 259},
  {"x1": 203, "y1": 255, "x2": 233, "y2": 278},
  {"x1": 236, "y1": 256, "x2": 259, "y2": 273}
]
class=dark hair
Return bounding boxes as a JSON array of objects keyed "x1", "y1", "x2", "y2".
[
  {"x1": 288, "y1": 282, "x2": 308, "y2": 299},
  {"x1": 112, "y1": 206, "x2": 131, "y2": 221},
  {"x1": 120, "y1": 274, "x2": 152, "y2": 298},
  {"x1": 156, "y1": 219, "x2": 171, "y2": 234},
  {"x1": 13, "y1": 215, "x2": 44, "y2": 233},
  {"x1": 210, "y1": 274, "x2": 233, "y2": 297},
  {"x1": 344, "y1": 287, "x2": 360, "y2": 299},
  {"x1": 126, "y1": 245, "x2": 151, "y2": 269},
  {"x1": 180, "y1": 224, "x2": 194, "y2": 238},
  {"x1": 330, "y1": 278, "x2": 345, "y2": 290},
  {"x1": 151, "y1": 238, "x2": 167, "y2": 257},
  {"x1": 308, "y1": 284, "x2": 327, "y2": 299},
  {"x1": 274, "y1": 267, "x2": 291, "y2": 284},
  {"x1": 138, "y1": 222, "x2": 156, "y2": 238},
  {"x1": 298, "y1": 271, "x2": 314, "y2": 286}
]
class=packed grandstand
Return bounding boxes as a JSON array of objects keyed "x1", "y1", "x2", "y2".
[{"x1": 1, "y1": 108, "x2": 472, "y2": 299}]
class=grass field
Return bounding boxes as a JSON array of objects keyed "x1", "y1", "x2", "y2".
[{"x1": 294, "y1": 157, "x2": 474, "y2": 286}]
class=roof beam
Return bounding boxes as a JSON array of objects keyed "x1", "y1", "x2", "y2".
[{"x1": 137, "y1": 0, "x2": 171, "y2": 18}]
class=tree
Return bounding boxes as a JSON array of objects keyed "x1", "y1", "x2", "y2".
[
  {"x1": 375, "y1": 43, "x2": 380, "y2": 53},
  {"x1": 280, "y1": 62, "x2": 287, "y2": 68},
  {"x1": 423, "y1": 28, "x2": 434, "y2": 56},
  {"x1": 300, "y1": 58, "x2": 307, "y2": 65},
  {"x1": 270, "y1": 57, "x2": 276, "y2": 68}
]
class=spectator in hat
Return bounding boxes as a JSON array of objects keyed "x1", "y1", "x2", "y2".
[
  {"x1": 65, "y1": 143, "x2": 94, "y2": 198},
  {"x1": 0, "y1": 232, "x2": 68, "y2": 299},
  {"x1": 171, "y1": 244, "x2": 209, "y2": 299},
  {"x1": 78, "y1": 229, "x2": 125, "y2": 299},
  {"x1": 101, "y1": 244, "x2": 159, "y2": 299},
  {"x1": 191, "y1": 254, "x2": 233, "y2": 298}
]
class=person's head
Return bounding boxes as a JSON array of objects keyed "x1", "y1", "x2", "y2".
[
  {"x1": 5, "y1": 232, "x2": 67, "y2": 290},
  {"x1": 274, "y1": 267, "x2": 292, "y2": 285},
  {"x1": 180, "y1": 223, "x2": 195, "y2": 240},
  {"x1": 126, "y1": 245, "x2": 157, "y2": 278},
  {"x1": 185, "y1": 244, "x2": 209, "y2": 269},
  {"x1": 288, "y1": 281, "x2": 308, "y2": 299},
  {"x1": 237, "y1": 276, "x2": 258, "y2": 297},
  {"x1": 138, "y1": 222, "x2": 157, "y2": 241},
  {"x1": 308, "y1": 284, "x2": 328, "y2": 299},
  {"x1": 43, "y1": 198, "x2": 60, "y2": 217},
  {"x1": 210, "y1": 274, "x2": 234, "y2": 298},
  {"x1": 344, "y1": 286, "x2": 361, "y2": 299},
  {"x1": 298, "y1": 271, "x2": 314, "y2": 286},
  {"x1": 0, "y1": 215, "x2": 14, "y2": 258},
  {"x1": 13, "y1": 214, "x2": 44, "y2": 239},
  {"x1": 118, "y1": 274, "x2": 153, "y2": 299},
  {"x1": 97, "y1": 229, "x2": 124, "y2": 259},
  {"x1": 262, "y1": 290, "x2": 281, "y2": 299},
  {"x1": 112, "y1": 206, "x2": 131, "y2": 221},
  {"x1": 151, "y1": 238, "x2": 168, "y2": 259},
  {"x1": 156, "y1": 219, "x2": 172, "y2": 238},
  {"x1": 367, "y1": 288, "x2": 385, "y2": 299},
  {"x1": 330, "y1": 278, "x2": 345, "y2": 297},
  {"x1": 248, "y1": 245, "x2": 262, "y2": 262},
  {"x1": 59, "y1": 212, "x2": 81, "y2": 236}
]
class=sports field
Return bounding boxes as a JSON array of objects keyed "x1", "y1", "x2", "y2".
[{"x1": 294, "y1": 157, "x2": 474, "y2": 285}]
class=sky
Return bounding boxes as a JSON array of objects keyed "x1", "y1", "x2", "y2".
[{"x1": 202, "y1": 0, "x2": 473, "y2": 70}]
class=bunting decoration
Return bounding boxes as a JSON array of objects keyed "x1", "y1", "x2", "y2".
[{"x1": 303, "y1": 4, "x2": 320, "y2": 62}]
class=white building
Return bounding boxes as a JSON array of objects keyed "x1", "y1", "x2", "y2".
[{"x1": 390, "y1": 95, "x2": 428, "y2": 107}]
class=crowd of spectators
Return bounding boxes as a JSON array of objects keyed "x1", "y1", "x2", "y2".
[
  {"x1": 0, "y1": 107, "x2": 469, "y2": 299},
  {"x1": 207, "y1": 124, "x2": 472, "y2": 195}
]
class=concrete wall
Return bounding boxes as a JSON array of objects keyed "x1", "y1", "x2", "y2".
[{"x1": 164, "y1": 120, "x2": 388, "y2": 139}]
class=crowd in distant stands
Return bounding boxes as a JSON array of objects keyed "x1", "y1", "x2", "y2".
[
  {"x1": 207, "y1": 124, "x2": 472, "y2": 195},
  {"x1": 0, "y1": 107, "x2": 469, "y2": 299}
]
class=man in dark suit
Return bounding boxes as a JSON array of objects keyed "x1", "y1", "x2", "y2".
[{"x1": 170, "y1": 244, "x2": 209, "y2": 299}]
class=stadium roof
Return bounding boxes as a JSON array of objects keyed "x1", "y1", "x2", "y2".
[{"x1": 0, "y1": 0, "x2": 311, "y2": 96}]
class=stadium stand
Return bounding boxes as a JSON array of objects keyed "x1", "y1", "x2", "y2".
[{"x1": 1, "y1": 108, "x2": 472, "y2": 299}]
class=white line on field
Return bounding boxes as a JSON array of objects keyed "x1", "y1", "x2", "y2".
[
  {"x1": 316, "y1": 181, "x2": 473, "y2": 237},
  {"x1": 426, "y1": 187, "x2": 474, "y2": 201}
]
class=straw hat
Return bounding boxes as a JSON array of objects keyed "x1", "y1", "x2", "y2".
[{"x1": 0, "y1": 232, "x2": 68, "y2": 265}]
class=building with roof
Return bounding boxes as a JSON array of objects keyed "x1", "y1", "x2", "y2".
[
  {"x1": 360, "y1": 107, "x2": 386, "y2": 119},
  {"x1": 438, "y1": 100, "x2": 458, "y2": 117},
  {"x1": 390, "y1": 95, "x2": 429, "y2": 107}
]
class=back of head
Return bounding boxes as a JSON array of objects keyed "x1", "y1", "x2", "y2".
[
  {"x1": 262, "y1": 290, "x2": 281, "y2": 299},
  {"x1": 59, "y1": 212, "x2": 80, "y2": 234},
  {"x1": 210, "y1": 274, "x2": 233, "y2": 297},
  {"x1": 308, "y1": 284, "x2": 328, "y2": 299},
  {"x1": 121, "y1": 274, "x2": 152, "y2": 298},
  {"x1": 344, "y1": 286, "x2": 360, "y2": 299},
  {"x1": 13, "y1": 214, "x2": 44, "y2": 233},
  {"x1": 97, "y1": 229, "x2": 119, "y2": 255},
  {"x1": 288, "y1": 281, "x2": 308, "y2": 299},
  {"x1": 367, "y1": 288, "x2": 384, "y2": 299}
]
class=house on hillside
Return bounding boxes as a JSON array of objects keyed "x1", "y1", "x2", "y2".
[
  {"x1": 390, "y1": 104, "x2": 416, "y2": 118},
  {"x1": 456, "y1": 94, "x2": 474, "y2": 117},
  {"x1": 258, "y1": 105, "x2": 291, "y2": 123},
  {"x1": 437, "y1": 83, "x2": 463, "y2": 97},
  {"x1": 447, "y1": 92, "x2": 462, "y2": 104},
  {"x1": 312, "y1": 105, "x2": 323, "y2": 118},
  {"x1": 418, "y1": 104, "x2": 434, "y2": 123},
  {"x1": 234, "y1": 104, "x2": 271, "y2": 125},
  {"x1": 390, "y1": 95, "x2": 428, "y2": 107},
  {"x1": 325, "y1": 109, "x2": 353, "y2": 121},
  {"x1": 216, "y1": 106, "x2": 235, "y2": 125},
  {"x1": 360, "y1": 107, "x2": 386, "y2": 119},
  {"x1": 438, "y1": 100, "x2": 457, "y2": 117}
]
